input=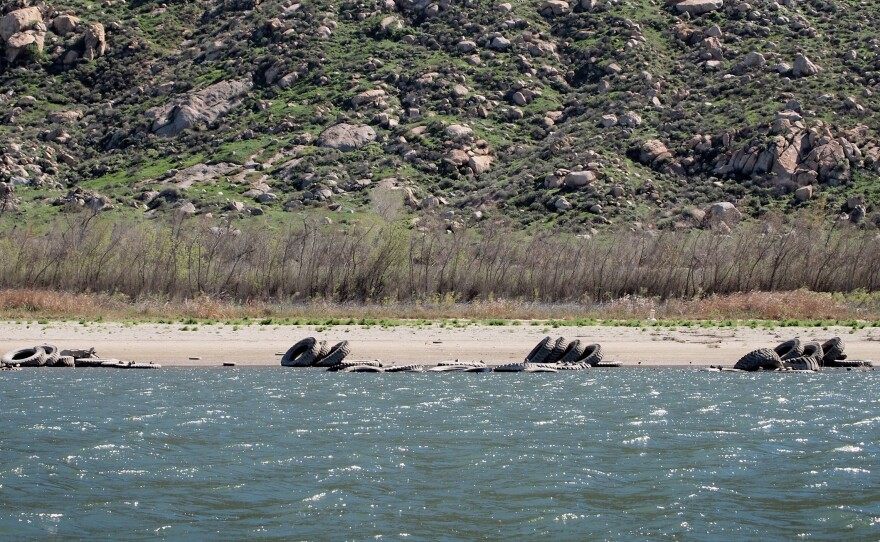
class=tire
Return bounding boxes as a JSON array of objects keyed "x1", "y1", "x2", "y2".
[
  {"x1": 734, "y1": 348, "x2": 783, "y2": 371},
  {"x1": 525, "y1": 337, "x2": 553, "y2": 363},
  {"x1": 2, "y1": 346, "x2": 47, "y2": 367},
  {"x1": 386, "y1": 364, "x2": 423, "y2": 372},
  {"x1": 579, "y1": 344, "x2": 604, "y2": 366},
  {"x1": 526, "y1": 364, "x2": 558, "y2": 373},
  {"x1": 315, "y1": 341, "x2": 351, "y2": 367},
  {"x1": 439, "y1": 360, "x2": 485, "y2": 367},
  {"x1": 826, "y1": 359, "x2": 873, "y2": 368},
  {"x1": 775, "y1": 338, "x2": 803, "y2": 361},
  {"x1": 464, "y1": 366, "x2": 493, "y2": 372},
  {"x1": 327, "y1": 359, "x2": 380, "y2": 371},
  {"x1": 280, "y1": 338, "x2": 321, "y2": 367},
  {"x1": 316, "y1": 341, "x2": 331, "y2": 361},
  {"x1": 55, "y1": 356, "x2": 75, "y2": 368},
  {"x1": 801, "y1": 341, "x2": 823, "y2": 362},
  {"x1": 62, "y1": 348, "x2": 97, "y2": 359},
  {"x1": 40, "y1": 344, "x2": 60, "y2": 366},
  {"x1": 821, "y1": 337, "x2": 845, "y2": 366},
  {"x1": 560, "y1": 339, "x2": 586, "y2": 363},
  {"x1": 342, "y1": 365, "x2": 384, "y2": 372},
  {"x1": 557, "y1": 362, "x2": 590, "y2": 371},
  {"x1": 75, "y1": 358, "x2": 106, "y2": 367},
  {"x1": 783, "y1": 356, "x2": 820, "y2": 371},
  {"x1": 545, "y1": 337, "x2": 568, "y2": 364},
  {"x1": 593, "y1": 361, "x2": 622, "y2": 368},
  {"x1": 495, "y1": 363, "x2": 526, "y2": 372}
]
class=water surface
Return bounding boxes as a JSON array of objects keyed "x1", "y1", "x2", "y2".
[{"x1": 1, "y1": 369, "x2": 878, "y2": 540}]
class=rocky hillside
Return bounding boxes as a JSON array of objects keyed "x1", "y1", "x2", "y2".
[{"x1": 1, "y1": 0, "x2": 879, "y2": 233}]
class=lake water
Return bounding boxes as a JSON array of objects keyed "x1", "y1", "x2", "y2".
[{"x1": 1, "y1": 368, "x2": 878, "y2": 540}]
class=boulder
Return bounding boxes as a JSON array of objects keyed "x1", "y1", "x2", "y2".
[
  {"x1": 743, "y1": 52, "x2": 766, "y2": 68},
  {"x1": 706, "y1": 202, "x2": 741, "y2": 226},
  {"x1": 794, "y1": 185, "x2": 813, "y2": 202},
  {"x1": 147, "y1": 79, "x2": 253, "y2": 137},
  {"x1": 445, "y1": 124, "x2": 473, "y2": 139},
  {"x1": 564, "y1": 170, "x2": 596, "y2": 187},
  {"x1": 792, "y1": 54, "x2": 819, "y2": 78},
  {"x1": 318, "y1": 123, "x2": 377, "y2": 151},
  {"x1": 674, "y1": 0, "x2": 723, "y2": 15},
  {"x1": 554, "y1": 197, "x2": 572, "y2": 210},
  {"x1": 0, "y1": 7, "x2": 42, "y2": 41},
  {"x1": 468, "y1": 155, "x2": 492, "y2": 175},
  {"x1": 601, "y1": 114, "x2": 618, "y2": 127},
  {"x1": 52, "y1": 14, "x2": 79, "y2": 36},
  {"x1": 5, "y1": 30, "x2": 44, "y2": 63},
  {"x1": 618, "y1": 111, "x2": 642, "y2": 127},
  {"x1": 351, "y1": 89, "x2": 386, "y2": 107},
  {"x1": 82, "y1": 23, "x2": 107, "y2": 61},
  {"x1": 457, "y1": 40, "x2": 478, "y2": 53},
  {"x1": 541, "y1": 0, "x2": 570, "y2": 15},
  {"x1": 640, "y1": 140, "x2": 672, "y2": 164},
  {"x1": 489, "y1": 36, "x2": 511, "y2": 51}
]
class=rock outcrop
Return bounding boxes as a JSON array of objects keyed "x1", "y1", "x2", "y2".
[
  {"x1": 318, "y1": 123, "x2": 377, "y2": 151},
  {"x1": 146, "y1": 79, "x2": 253, "y2": 137}
]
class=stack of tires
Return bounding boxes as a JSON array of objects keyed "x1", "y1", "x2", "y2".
[
  {"x1": 2, "y1": 344, "x2": 74, "y2": 368},
  {"x1": 280, "y1": 338, "x2": 353, "y2": 369},
  {"x1": 520, "y1": 336, "x2": 620, "y2": 370},
  {"x1": 733, "y1": 336, "x2": 872, "y2": 371}
]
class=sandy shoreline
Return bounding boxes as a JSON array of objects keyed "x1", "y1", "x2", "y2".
[{"x1": 1, "y1": 321, "x2": 878, "y2": 367}]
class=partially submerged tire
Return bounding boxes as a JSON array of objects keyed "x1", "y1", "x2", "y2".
[
  {"x1": 560, "y1": 339, "x2": 586, "y2": 363},
  {"x1": 526, "y1": 364, "x2": 558, "y2": 373},
  {"x1": 327, "y1": 360, "x2": 381, "y2": 371},
  {"x1": 557, "y1": 362, "x2": 590, "y2": 371},
  {"x1": 801, "y1": 341, "x2": 823, "y2": 362},
  {"x1": 75, "y1": 358, "x2": 107, "y2": 367},
  {"x1": 593, "y1": 361, "x2": 622, "y2": 368},
  {"x1": 315, "y1": 341, "x2": 351, "y2": 367},
  {"x1": 494, "y1": 363, "x2": 525, "y2": 372},
  {"x1": 525, "y1": 337, "x2": 553, "y2": 363},
  {"x1": 734, "y1": 348, "x2": 783, "y2": 371},
  {"x1": 579, "y1": 344, "x2": 604, "y2": 366},
  {"x1": 783, "y1": 356, "x2": 820, "y2": 371},
  {"x1": 55, "y1": 356, "x2": 75, "y2": 368},
  {"x1": 821, "y1": 337, "x2": 845, "y2": 366},
  {"x1": 775, "y1": 338, "x2": 804, "y2": 361},
  {"x1": 39, "y1": 344, "x2": 60, "y2": 366},
  {"x1": 545, "y1": 337, "x2": 568, "y2": 364},
  {"x1": 385, "y1": 364, "x2": 423, "y2": 372},
  {"x1": 2, "y1": 346, "x2": 47, "y2": 367},
  {"x1": 826, "y1": 359, "x2": 873, "y2": 368},
  {"x1": 281, "y1": 338, "x2": 321, "y2": 367},
  {"x1": 342, "y1": 365, "x2": 384, "y2": 372}
]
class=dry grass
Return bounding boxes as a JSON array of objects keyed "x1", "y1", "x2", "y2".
[{"x1": 1, "y1": 288, "x2": 877, "y2": 323}]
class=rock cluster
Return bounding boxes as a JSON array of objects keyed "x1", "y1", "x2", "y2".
[{"x1": 0, "y1": 7, "x2": 107, "y2": 64}]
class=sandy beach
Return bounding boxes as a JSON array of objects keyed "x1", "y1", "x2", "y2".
[{"x1": 1, "y1": 320, "x2": 878, "y2": 367}]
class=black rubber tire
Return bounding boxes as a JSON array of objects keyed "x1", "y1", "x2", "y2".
[
  {"x1": 39, "y1": 344, "x2": 60, "y2": 366},
  {"x1": 557, "y1": 362, "x2": 590, "y2": 370},
  {"x1": 826, "y1": 359, "x2": 873, "y2": 368},
  {"x1": 801, "y1": 341, "x2": 823, "y2": 362},
  {"x1": 327, "y1": 359, "x2": 381, "y2": 371},
  {"x1": 2, "y1": 346, "x2": 47, "y2": 367},
  {"x1": 315, "y1": 340, "x2": 331, "y2": 361},
  {"x1": 439, "y1": 360, "x2": 485, "y2": 367},
  {"x1": 55, "y1": 355, "x2": 75, "y2": 367},
  {"x1": 281, "y1": 338, "x2": 321, "y2": 367},
  {"x1": 525, "y1": 337, "x2": 553, "y2": 363},
  {"x1": 495, "y1": 363, "x2": 526, "y2": 372},
  {"x1": 579, "y1": 344, "x2": 604, "y2": 366},
  {"x1": 385, "y1": 364, "x2": 423, "y2": 372},
  {"x1": 342, "y1": 365, "x2": 384, "y2": 372},
  {"x1": 593, "y1": 361, "x2": 623, "y2": 368},
  {"x1": 775, "y1": 338, "x2": 803, "y2": 361},
  {"x1": 75, "y1": 358, "x2": 107, "y2": 367},
  {"x1": 560, "y1": 339, "x2": 586, "y2": 363},
  {"x1": 734, "y1": 348, "x2": 783, "y2": 371},
  {"x1": 526, "y1": 364, "x2": 558, "y2": 372},
  {"x1": 545, "y1": 337, "x2": 568, "y2": 364},
  {"x1": 315, "y1": 341, "x2": 351, "y2": 367},
  {"x1": 783, "y1": 356, "x2": 820, "y2": 371},
  {"x1": 821, "y1": 337, "x2": 845, "y2": 366}
]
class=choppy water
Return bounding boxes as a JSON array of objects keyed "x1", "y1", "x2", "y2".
[{"x1": 1, "y1": 369, "x2": 879, "y2": 541}]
